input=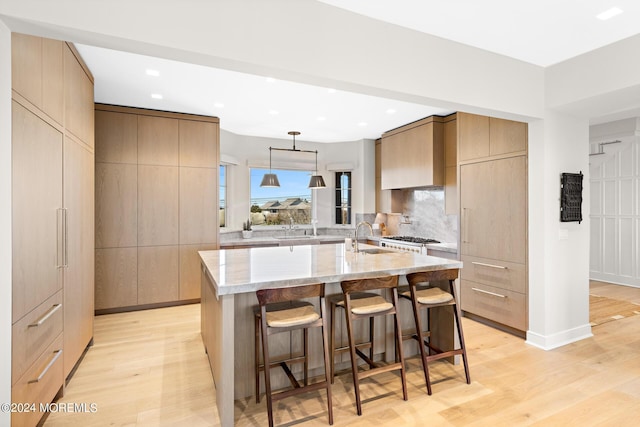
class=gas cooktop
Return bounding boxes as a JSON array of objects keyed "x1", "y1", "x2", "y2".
[{"x1": 382, "y1": 236, "x2": 440, "y2": 244}]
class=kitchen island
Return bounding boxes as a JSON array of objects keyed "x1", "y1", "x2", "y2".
[{"x1": 199, "y1": 243, "x2": 462, "y2": 426}]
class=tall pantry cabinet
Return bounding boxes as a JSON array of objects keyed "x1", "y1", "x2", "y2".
[
  {"x1": 94, "y1": 104, "x2": 219, "y2": 312},
  {"x1": 457, "y1": 113, "x2": 528, "y2": 334},
  {"x1": 11, "y1": 33, "x2": 95, "y2": 427}
]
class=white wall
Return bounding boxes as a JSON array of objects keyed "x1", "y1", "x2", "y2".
[
  {"x1": 0, "y1": 20, "x2": 12, "y2": 427},
  {"x1": 0, "y1": 0, "x2": 545, "y2": 121},
  {"x1": 527, "y1": 110, "x2": 592, "y2": 349},
  {"x1": 589, "y1": 119, "x2": 640, "y2": 287},
  {"x1": 220, "y1": 129, "x2": 374, "y2": 230}
]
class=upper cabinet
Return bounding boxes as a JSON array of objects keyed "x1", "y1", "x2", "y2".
[
  {"x1": 458, "y1": 112, "x2": 527, "y2": 162},
  {"x1": 380, "y1": 116, "x2": 445, "y2": 190}
]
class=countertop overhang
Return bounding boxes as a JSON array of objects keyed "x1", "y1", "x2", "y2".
[{"x1": 199, "y1": 243, "x2": 462, "y2": 296}]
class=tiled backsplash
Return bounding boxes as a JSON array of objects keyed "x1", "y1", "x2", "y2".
[{"x1": 390, "y1": 188, "x2": 458, "y2": 243}]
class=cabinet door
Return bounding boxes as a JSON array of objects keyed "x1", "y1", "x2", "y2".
[
  {"x1": 64, "y1": 46, "x2": 94, "y2": 148},
  {"x1": 63, "y1": 137, "x2": 95, "y2": 378},
  {"x1": 460, "y1": 156, "x2": 526, "y2": 264},
  {"x1": 458, "y1": 112, "x2": 489, "y2": 162},
  {"x1": 489, "y1": 117, "x2": 527, "y2": 156},
  {"x1": 12, "y1": 101, "x2": 63, "y2": 322}
]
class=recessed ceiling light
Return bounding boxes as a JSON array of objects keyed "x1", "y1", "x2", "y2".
[
  {"x1": 328, "y1": 88, "x2": 336, "y2": 94},
  {"x1": 386, "y1": 108, "x2": 397, "y2": 114},
  {"x1": 317, "y1": 116, "x2": 326, "y2": 121},
  {"x1": 151, "y1": 93, "x2": 163, "y2": 99},
  {"x1": 214, "y1": 102, "x2": 225, "y2": 108},
  {"x1": 266, "y1": 77, "x2": 276, "y2": 83},
  {"x1": 357, "y1": 121, "x2": 367, "y2": 127},
  {"x1": 596, "y1": 7, "x2": 623, "y2": 20},
  {"x1": 269, "y1": 110, "x2": 279, "y2": 115},
  {"x1": 146, "y1": 69, "x2": 160, "y2": 77}
]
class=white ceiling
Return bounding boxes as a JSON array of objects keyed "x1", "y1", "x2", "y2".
[{"x1": 76, "y1": 0, "x2": 640, "y2": 143}]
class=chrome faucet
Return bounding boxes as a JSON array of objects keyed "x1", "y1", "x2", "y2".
[{"x1": 354, "y1": 221, "x2": 373, "y2": 253}]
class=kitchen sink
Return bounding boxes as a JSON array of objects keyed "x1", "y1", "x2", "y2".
[
  {"x1": 357, "y1": 248, "x2": 389, "y2": 255},
  {"x1": 276, "y1": 235, "x2": 315, "y2": 240}
]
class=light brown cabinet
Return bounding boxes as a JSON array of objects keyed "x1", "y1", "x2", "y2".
[
  {"x1": 458, "y1": 115, "x2": 528, "y2": 334},
  {"x1": 381, "y1": 116, "x2": 445, "y2": 189},
  {"x1": 11, "y1": 33, "x2": 95, "y2": 426},
  {"x1": 458, "y1": 112, "x2": 527, "y2": 162},
  {"x1": 444, "y1": 114, "x2": 457, "y2": 215},
  {"x1": 94, "y1": 105, "x2": 219, "y2": 311}
]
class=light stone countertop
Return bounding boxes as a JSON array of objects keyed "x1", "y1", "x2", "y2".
[{"x1": 199, "y1": 243, "x2": 462, "y2": 296}]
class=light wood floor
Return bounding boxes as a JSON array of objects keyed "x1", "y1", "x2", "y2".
[{"x1": 44, "y1": 282, "x2": 640, "y2": 426}]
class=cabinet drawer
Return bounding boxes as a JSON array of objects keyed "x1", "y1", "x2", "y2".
[
  {"x1": 460, "y1": 255, "x2": 526, "y2": 294},
  {"x1": 12, "y1": 290, "x2": 63, "y2": 384},
  {"x1": 12, "y1": 334, "x2": 64, "y2": 427},
  {"x1": 461, "y1": 280, "x2": 526, "y2": 331}
]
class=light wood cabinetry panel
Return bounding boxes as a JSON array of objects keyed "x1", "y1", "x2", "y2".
[
  {"x1": 63, "y1": 137, "x2": 95, "y2": 378},
  {"x1": 138, "y1": 246, "x2": 179, "y2": 304},
  {"x1": 460, "y1": 280, "x2": 527, "y2": 331},
  {"x1": 138, "y1": 115, "x2": 179, "y2": 166},
  {"x1": 11, "y1": 100, "x2": 63, "y2": 323},
  {"x1": 64, "y1": 45, "x2": 94, "y2": 148},
  {"x1": 444, "y1": 115, "x2": 457, "y2": 214},
  {"x1": 11, "y1": 290, "x2": 63, "y2": 385},
  {"x1": 489, "y1": 117, "x2": 528, "y2": 156},
  {"x1": 458, "y1": 112, "x2": 490, "y2": 162},
  {"x1": 460, "y1": 255, "x2": 526, "y2": 294},
  {"x1": 180, "y1": 167, "x2": 217, "y2": 244},
  {"x1": 95, "y1": 163, "x2": 137, "y2": 248},
  {"x1": 95, "y1": 248, "x2": 138, "y2": 310},
  {"x1": 42, "y1": 38, "x2": 64, "y2": 124},
  {"x1": 179, "y1": 120, "x2": 218, "y2": 167},
  {"x1": 460, "y1": 156, "x2": 527, "y2": 264},
  {"x1": 138, "y1": 165, "x2": 179, "y2": 246},
  {"x1": 381, "y1": 118, "x2": 444, "y2": 189},
  {"x1": 11, "y1": 34, "x2": 43, "y2": 112},
  {"x1": 179, "y1": 245, "x2": 216, "y2": 300},
  {"x1": 95, "y1": 110, "x2": 137, "y2": 164},
  {"x1": 11, "y1": 335, "x2": 64, "y2": 427}
]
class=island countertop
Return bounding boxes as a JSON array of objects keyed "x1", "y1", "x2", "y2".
[{"x1": 199, "y1": 242, "x2": 462, "y2": 297}]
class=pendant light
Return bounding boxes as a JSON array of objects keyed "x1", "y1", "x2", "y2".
[
  {"x1": 260, "y1": 146, "x2": 280, "y2": 187},
  {"x1": 308, "y1": 150, "x2": 326, "y2": 188},
  {"x1": 259, "y1": 131, "x2": 326, "y2": 189}
]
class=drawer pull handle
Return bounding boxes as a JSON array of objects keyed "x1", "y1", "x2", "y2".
[
  {"x1": 28, "y1": 304, "x2": 62, "y2": 327},
  {"x1": 471, "y1": 261, "x2": 507, "y2": 270},
  {"x1": 28, "y1": 349, "x2": 62, "y2": 384},
  {"x1": 471, "y1": 287, "x2": 507, "y2": 298}
]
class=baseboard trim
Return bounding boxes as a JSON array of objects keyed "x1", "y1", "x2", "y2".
[{"x1": 525, "y1": 324, "x2": 593, "y2": 350}]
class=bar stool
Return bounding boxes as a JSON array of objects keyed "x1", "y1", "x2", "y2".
[
  {"x1": 254, "y1": 283, "x2": 333, "y2": 427},
  {"x1": 328, "y1": 292, "x2": 379, "y2": 383},
  {"x1": 399, "y1": 269, "x2": 470, "y2": 395},
  {"x1": 339, "y1": 275, "x2": 407, "y2": 416}
]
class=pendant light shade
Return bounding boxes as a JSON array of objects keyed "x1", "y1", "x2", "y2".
[
  {"x1": 260, "y1": 173, "x2": 280, "y2": 187},
  {"x1": 308, "y1": 174, "x2": 326, "y2": 188}
]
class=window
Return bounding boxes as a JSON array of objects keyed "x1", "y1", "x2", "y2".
[
  {"x1": 250, "y1": 168, "x2": 312, "y2": 225},
  {"x1": 219, "y1": 165, "x2": 226, "y2": 227},
  {"x1": 335, "y1": 172, "x2": 351, "y2": 224}
]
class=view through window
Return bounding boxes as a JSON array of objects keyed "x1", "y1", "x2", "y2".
[
  {"x1": 219, "y1": 165, "x2": 226, "y2": 227},
  {"x1": 250, "y1": 168, "x2": 312, "y2": 225},
  {"x1": 335, "y1": 171, "x2": 351, "y2": 224}
]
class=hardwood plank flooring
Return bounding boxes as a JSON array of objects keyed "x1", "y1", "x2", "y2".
[{"x1": 45, "y1": 284, "x2": 640, "y2": 426}]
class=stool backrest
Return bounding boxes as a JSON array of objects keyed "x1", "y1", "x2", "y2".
[
  {"x1": 407, "y1": 269, "x2": 458, "y2": 286},
  {"x1": 256, "y1": 283, "x2": 325, "y2": 306},
  {"x1": 340, "y1": 275, "x2": 398, "y2": 294}
]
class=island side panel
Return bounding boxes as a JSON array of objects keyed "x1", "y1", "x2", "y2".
[{"x1": 201, "y1": 265, "x2": 235, "y2": 427}]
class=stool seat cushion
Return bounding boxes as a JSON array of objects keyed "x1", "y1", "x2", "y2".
[
  {"x1": 401, "y1": 285, "x2": 453, "y2": 305},
  {"x1": 265, "y1": 302, "x2": 320, "y2": 327},
  {"x1": 340, "y1": 295, "x2": 393, "y2": 315}
]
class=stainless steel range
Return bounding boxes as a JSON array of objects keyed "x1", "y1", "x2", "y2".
[{"x1": 379, "y1": 236, "x2": 440, "y2": 254}]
